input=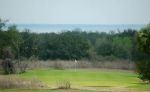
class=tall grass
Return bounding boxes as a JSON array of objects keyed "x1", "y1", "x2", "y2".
[
  {"x1": 22, "y1": 60, "x2": 135, "y2": 70},
  {"x1": 56, "y1": 80, "x2": 71, "y2": 89},
  {"x1": 0, "y1": 59, "x2": 135, "y2": 74},
  {"x1": 0, "y1": 75, "x2": 46, "y2": 89}
]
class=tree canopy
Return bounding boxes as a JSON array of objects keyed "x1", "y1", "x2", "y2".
[
  {"x1": 136, "y1": 24, "x2": 150, "y2": 82},
  {"x1": 0, "y1": 18, "x2": 138, "y2": 61}
]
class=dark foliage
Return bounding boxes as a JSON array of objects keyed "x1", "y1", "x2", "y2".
[
  {"x1": 136, "y1": 24, "x2": 150, "y2": 82},
  {"x1": 1, "y1": 47, "x2": 15, "y2": 74},
  {"x1": 0, "y1": 18, "x2": 138, "y2": 61},
  {"x1": 136, "y1": 60, "x2": 150, "y2": 82},
  {"x1": 1, "y1": 58, "x2": 15, "y2": 74}
]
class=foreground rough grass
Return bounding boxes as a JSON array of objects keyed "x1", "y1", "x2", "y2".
[
  {"x1": 0, "y1": 69, "x2": 150, "y2": 92},
  {"x1": 0, "y1": 76, "x2": 45, "y2": 89},
  {"x1": 0, "y1": 89, "x2": 99, "y2": 92}
]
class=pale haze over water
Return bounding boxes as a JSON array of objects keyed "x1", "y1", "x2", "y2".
[
  {"x1": 0, "y1": 0, "x2": 150, "y2": 32},
  {"x1": 15, "y1": 24, "x2": 144, "y2": 33}
]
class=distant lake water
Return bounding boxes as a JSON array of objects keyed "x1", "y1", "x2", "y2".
[{"x1": 14, "y1": 24, "x2": 145, "y2": 33}]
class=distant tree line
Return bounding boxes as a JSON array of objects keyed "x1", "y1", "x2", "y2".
[{"x1": 0, "y1": 19, "x2": 140, "y2": 61}]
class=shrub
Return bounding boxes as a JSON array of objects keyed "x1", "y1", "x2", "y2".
[
  {"x1": 136, "y1": 60, "x2": 150, "y2": 82},
  {"x1": 1, "y1": 59, "x2": 16, "y2": 74},
  {"x1": 1, "y1": 47, "x2": 16, "y2": 74},
  {"x1": 56, "y1": 80, "x2": 71, "y2": 89},
  {"x1": 136, "y1": 24, "x2": 150, "y2": 82}
]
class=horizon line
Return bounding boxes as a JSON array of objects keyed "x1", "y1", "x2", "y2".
[{"x1": 7, "y1": 23, "x2": 146, "y2": 25}]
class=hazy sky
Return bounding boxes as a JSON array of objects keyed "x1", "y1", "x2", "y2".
[{"x1": 0, "y1": 0, "x2": 150, "y2": 24}]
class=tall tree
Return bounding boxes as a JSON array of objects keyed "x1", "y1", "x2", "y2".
[{"x1": 136, "y1": 24, "x2": 150, "y2": 82}]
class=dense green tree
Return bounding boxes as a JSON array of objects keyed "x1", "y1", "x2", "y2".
[
  {"x1": 136, "y1": 24, "x2": 150, "y2": 82},
  {"x1": 0, "y1": 20, "x2": 20, "y2": 74},
  {"x1": 0, "y1": 24, "x2": 21, "y2": 59}
]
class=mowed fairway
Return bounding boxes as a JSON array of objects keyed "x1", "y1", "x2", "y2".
[{"x1": 1, "y1": 69, "x2": 150, "y2": 92}]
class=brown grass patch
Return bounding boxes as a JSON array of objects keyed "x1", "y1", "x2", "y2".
[
  {"x1": 0, "y1": 75, "x2": 46, "y2": 89},
  {"x1": 25, "y1": 60, "x2": 135, "y2": 70}
]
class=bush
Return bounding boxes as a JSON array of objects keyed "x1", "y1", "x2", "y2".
[
  {"x1": 56, "y1": 80, "x2": 71, "y2": 89},
  {"x1": 136, "y1": 24, "x2": 150, "y2": 82},
  {"x1": 136, "y1": 60, "x2": 150, "y2": 82},
  {"x1": 1, "y1": 59, "x2": 16, "y2": 74},
  {"x1": 1, "y1": 47, "x2": 16, "y2": 74}
]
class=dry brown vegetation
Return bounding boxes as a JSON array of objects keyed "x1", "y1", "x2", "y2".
[
  {"x1": 20, "y1": 60, "x2": 135, "y2": 70},
  {"x1": 0, "y1": 59, "x2": 135, "y2": 71},
  {"x1": 0, "y1": 75, "x2": 46, "y2": 89}
]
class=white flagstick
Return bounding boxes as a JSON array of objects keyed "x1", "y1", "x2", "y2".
[{"x1": 75, "y1": 59, "x2": 77, "y2": 72}]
